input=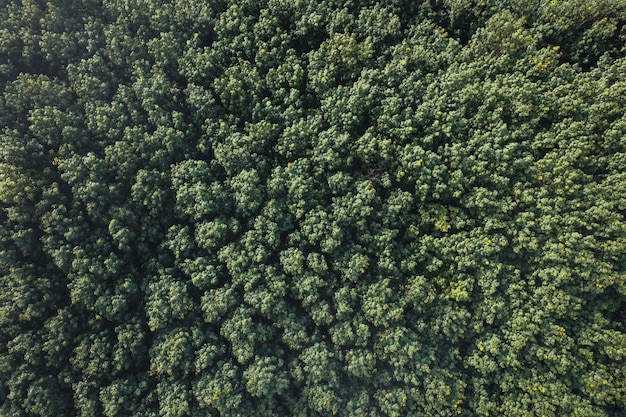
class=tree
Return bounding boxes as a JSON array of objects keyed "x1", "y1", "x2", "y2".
[{"x1": 2, "y1": 0, "x2": 625, "y2": 415}]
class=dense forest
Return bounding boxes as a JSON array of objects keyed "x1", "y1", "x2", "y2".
[{"x1": 1, "y1": 0, "x2": 626, "y2": 415}]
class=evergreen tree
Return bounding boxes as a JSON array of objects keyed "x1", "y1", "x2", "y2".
[{"x1": 2, "y1": 0, "x2": 625, "y2": 415}]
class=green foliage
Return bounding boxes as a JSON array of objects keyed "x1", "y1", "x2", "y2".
[{"x1": 2, "y1": 0, "x2": 626, "y2": 415}]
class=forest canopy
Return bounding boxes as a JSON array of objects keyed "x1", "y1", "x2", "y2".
[{"x1": 1, "y1": 0, "x2": 626, "y2": 416}]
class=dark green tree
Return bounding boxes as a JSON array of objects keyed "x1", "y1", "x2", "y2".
[{"x1": 2, "y1": 0, "x2": 625, "y2": 415}]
